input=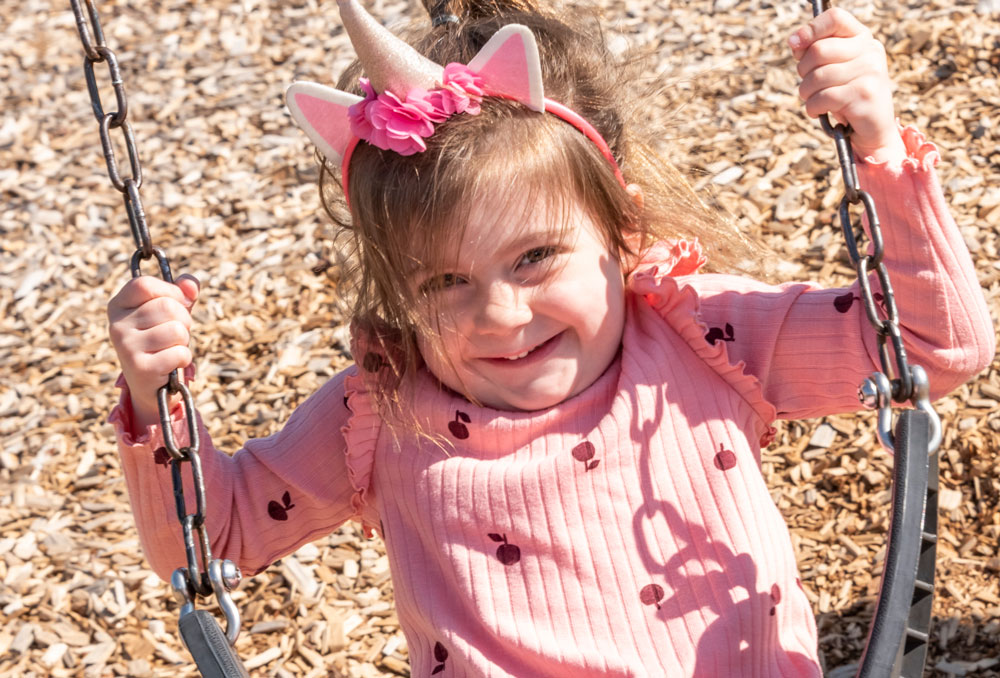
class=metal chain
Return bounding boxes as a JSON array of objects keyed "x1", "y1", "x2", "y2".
[
  {"x1": 808, "y1": 0, "x2": 915, "y2": 404},
  {"x1": 808, "y1": 0, "x2": 940, "y2": 456},
  {"x1": 70, "y1": 0, "x2": 228, "y2": 608}
]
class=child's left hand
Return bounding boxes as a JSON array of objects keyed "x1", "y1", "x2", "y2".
[{"x1": 789, "y1": 8, "x2": 906, "y2": 164}]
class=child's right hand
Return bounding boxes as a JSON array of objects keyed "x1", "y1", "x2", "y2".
[{"x1": 107, "y1": 274, "x2": 200, "y2": 427}]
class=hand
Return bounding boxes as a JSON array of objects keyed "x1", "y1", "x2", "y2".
[
  {"x1": 789, "y1": 8, "x2": 906, "y2": 164},
  {"x1": 107, "y1": 274, "x2": 200, "y2": 428}
]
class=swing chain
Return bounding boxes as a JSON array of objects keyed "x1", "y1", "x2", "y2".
[
  {"x1": 809, "y1": 0, "x2": 912, "y2": 405},
  {"x1": 69, "y1": 0, "x2": 244, "y2": 649},
  {"x1": 809, "y1": 0, "x2": 941, "y2": 456}
]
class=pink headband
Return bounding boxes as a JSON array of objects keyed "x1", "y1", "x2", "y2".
[
  {"x1": 285, "y1": 4, "x2": 625, "y2": 205},
  {"x1": 338, "y1": 88, "x2": 626, "y2": 200}
]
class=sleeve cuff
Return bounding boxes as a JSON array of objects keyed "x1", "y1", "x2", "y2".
[
  {"x1": 858, "y1": 123, "x2": 940, "y2": 173},
  {"x1": 108, "y1": 374, "x2": 188, "y2": 453}
]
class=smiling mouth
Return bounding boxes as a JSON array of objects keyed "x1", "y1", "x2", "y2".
[
  {"x1": 487, "y1": 333, "x2": 561, "y2": 363},
  {"x1": 504, "y1": 349, "x2": 534, "y2": 361}
]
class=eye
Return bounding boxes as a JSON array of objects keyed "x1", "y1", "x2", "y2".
[
  {"x1": 419, "y1": 272, "x2": 466, "y2": 294},
  {"x1": 519, "y1": 246, "x2": 556, "y2": 266}
]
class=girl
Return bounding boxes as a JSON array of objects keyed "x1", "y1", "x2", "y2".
[{"x1": 106, "y1": 0, "x2": 995, "y2": 675}]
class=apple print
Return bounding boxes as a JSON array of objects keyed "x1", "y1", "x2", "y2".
[
  {"x1": 267, "y1": 491, "x2": 295, "y2": 521},
  {"x1": 705, "y1": 323, "x2": 735, "y2": 345},
  {"x1": 488, "y1": 533, "x2": 521, "y2": 565},
  {"x1": 572, "y1": 441, "x2": 600, "y2": 471},
  {"x1": 834, "y1": 292, "x2": 857, "y2": 313},
  {"x1": 153, "y1": 446, "x2": 170, "y2": 467},
  {"x1": 448, "y1": 410, "x2": 471, "y2": 439},
  {"x1": 431, "y1": 641, "x2": 448, "y2": 674},
  {"x1": 834, "y1": 291, "x2": 885, "y2": 314},
  {"x1": 640, "y1": 583, "x2": 665, "y2": 610},
  {"x1": 361, "y1": 352, "x2": 384, "y2": 372},
  {"x1": 713, "y1": 443, "x2": 737, "y2": 471},
  {"x1": 769, "y1": 583, "x2": 781, "y2": 616}
]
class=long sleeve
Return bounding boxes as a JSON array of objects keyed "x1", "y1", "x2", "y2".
[
  {"x1": 690, "y1": 127, "x2": 995, "y2": 420},
  {"x1": 109, "y1": 367, "x2": 360, "y2": 581}
]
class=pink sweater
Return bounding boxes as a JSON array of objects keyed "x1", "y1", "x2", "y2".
[{"x1": 111, "y1": 128, "x2": 995, "y2": 677}]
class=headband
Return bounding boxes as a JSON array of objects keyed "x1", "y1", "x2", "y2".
[{"x1": 285, "y1": 0, "x2": 625, "y2": 202}]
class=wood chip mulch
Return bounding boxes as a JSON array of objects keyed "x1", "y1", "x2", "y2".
[{"x1": 1, "y1": 0, "x2": 998, "y2": 676}]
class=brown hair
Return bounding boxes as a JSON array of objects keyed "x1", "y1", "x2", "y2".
[{"x1": 317, "y1": 0, "x2": 767, "y2": 414}]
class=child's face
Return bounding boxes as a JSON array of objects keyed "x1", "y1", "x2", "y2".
[{"x1": 412, "y1": 195, "x2": 626, "y2": 411}]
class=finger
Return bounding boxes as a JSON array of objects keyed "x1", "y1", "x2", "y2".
[
  {"x1": 802, "y1": 82, "x2": 867, "y2": 121},
  {"x1": 796, "y1": 34, "x2": 869, "y2": 78},
  {"x1": 111, "y1": 275, "x2": 190, "y2": 313},
  {"x1": 132, "y1": 320, "x2": 192, "y2": 354},
  {"x1": 128, "y1": 296, "x2": 195, "y2": 332},
  {"x1": 789, "y1": 7, "x2": 869, "y2": 59},
  {"x1": 174, "y1": 273, "x2": 201, "y2": 308},
  {"x1": 133, "y1": 345, "x2": 194, "y2": 385},
  {"x1": 798, "y1": 60, "x2": 863, "y2": 102}
]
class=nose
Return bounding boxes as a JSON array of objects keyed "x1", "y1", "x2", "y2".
[{"x1": 472, "y1": 279, "x2": 532, "y2": 334}]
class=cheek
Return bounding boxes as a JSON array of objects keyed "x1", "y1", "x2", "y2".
[{"x1": 415, "y1": 321, "x2": 465, "y2": 378}]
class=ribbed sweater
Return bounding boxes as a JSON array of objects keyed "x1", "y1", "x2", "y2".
[{"x1": 110, "y1": 127, "x2": 995, "y2": 677}]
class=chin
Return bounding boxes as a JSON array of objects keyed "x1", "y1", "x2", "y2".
[{"x1": 507, "y1": 385, "x2": 578, "y2": 412}]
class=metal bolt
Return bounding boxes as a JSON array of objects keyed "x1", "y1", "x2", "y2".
[
  {"x1": 220, "y1": 559, "x2": 242, "y2": 591},
  {"x1": 858, "y1": 379, "x2": 880, "y2": 410}
]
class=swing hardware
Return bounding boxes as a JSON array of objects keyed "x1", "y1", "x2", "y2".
[
  {"x1": 174, "y1": 569, "x2": 250, "y2": 678},
  {"x1": 859, "y1": 368, "x2": 942, "y2": 455},
  {"x1": 69, "y1": 2, "x2": 249, "y2": 676},
  {"x1": 808, "y1": 1, "x2": 941, "y2": 676},
  {"x1": 173, "y1": 560, "x2": 245, "y2": 645}
]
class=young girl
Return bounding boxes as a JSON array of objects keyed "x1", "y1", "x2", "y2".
[{"x1": 106, "y1": 0, "x2": 995, "y2": 675}]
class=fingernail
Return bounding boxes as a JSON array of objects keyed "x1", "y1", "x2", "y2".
[{"x1": 789, "y1": 34, "x2": 801, "y2": 50}]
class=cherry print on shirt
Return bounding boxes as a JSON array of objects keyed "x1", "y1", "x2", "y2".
[
  {"x1": 834, "y1": 291, "x2": 885, "y2": 314},
  {"x1": 153, "y1": 446, "x2": 170, "y2": 467},
  {"x1": 572, "y1": 441, "x2": 601, "y2": 471},
  {"x1": 769, "y1": 583, "x2": 781, "y2": 615},
  {"x1": 488, "y1": 533, "x2": 521, "y2": 565},
  {"x1": 267, "y1": 491, "x2": 295, "y2": 521},
  {"x1": 448, "y1": 410, "x2": 471, "y2": 439},
  {"x1": 705, "y1": 323, "x2": 735, "y2": 345},
  {"x1": 431, "y1": 641, "x2": 448, "y2": 674},
  {"x1": 713, "y1": 443, "x2": 737, "y2": 471},
  {"x1": 640, "y1": 583, "x2": 665, "y2": 610}
]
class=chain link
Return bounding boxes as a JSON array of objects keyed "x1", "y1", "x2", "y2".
[
  {"x1": 70, "y1": 0, "x2": 214, "y2": 597},
  {"x1": 809, "y1": 0, "x2": 915, "y2": 404}
]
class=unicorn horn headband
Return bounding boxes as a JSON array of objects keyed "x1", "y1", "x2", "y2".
[{"x1": 285, "y1": 0, "x2": 625, "y2": 200}]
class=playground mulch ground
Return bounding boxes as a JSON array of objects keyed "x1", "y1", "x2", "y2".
[{"x1": 1, "y1": 0, "x2": 998, "y2": 676}]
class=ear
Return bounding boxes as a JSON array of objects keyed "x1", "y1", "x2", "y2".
[
  {"x1": 466, "y1": 24, "x2": 544, "y2": 112},
  {"x1": 285, "y1": 82, "x2": 363, "y2": 163}
]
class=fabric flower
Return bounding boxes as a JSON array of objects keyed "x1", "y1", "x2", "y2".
[
  {"x1": 349, "y1": 78, "x2": 448, "y2": 156},
  {"x1": 635, "y1": 238, "x2": 708, "y2": 278},
  {"x1": 348, "y1": 65, "x2": 485, "y2": 156},
  {"x1": 429, "y1": 63, "x2": 486, "y2": 116}
]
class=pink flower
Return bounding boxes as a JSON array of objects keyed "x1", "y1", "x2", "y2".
[
  {"x1": 636, "y1": 238, "x2": 708, "y2": 278},
  {"x1": 348, "y1": 78, "x2": 448, "y2": 156},
  {"x1": 347, "y1": 66, "x2": 485, "y2": 156},
  {"x1": 429, "y1": 63, "x2": 486, "y2": 116}
]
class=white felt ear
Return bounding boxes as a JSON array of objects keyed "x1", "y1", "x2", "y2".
[
  {"x1": 466, "y1": 25, "x2": 544, "y2": 112},
  {"x1": 285, "y1": 82, "x2": 363, "y2": 163}
]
